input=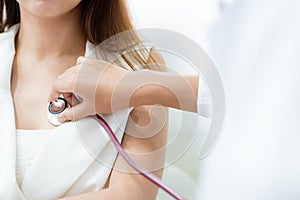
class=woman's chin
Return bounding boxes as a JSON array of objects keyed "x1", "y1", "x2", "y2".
[{"x1": 18, "y1": 0, "x2": 82, "y2": 19}]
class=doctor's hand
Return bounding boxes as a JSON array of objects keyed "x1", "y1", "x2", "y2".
[
  {"x1": 48, "y1": 57, "x2": 131, "y2": 122},
  {"x1": 48, "y1": 56, "x2": 199, "y2": 123}
]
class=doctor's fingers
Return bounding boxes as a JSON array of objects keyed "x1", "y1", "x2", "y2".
[
  {"x1": 57, "y1": 103, "x2": 90, "y2": 123},
  {"x1": 48, "y1": 70, "x2": 79, "y2": 102},
  {"x1": 48, "y1": 63, "x2": 90, "y2": 102},
  {"x1": 48, "y1": 58, "x2": 111, "y2": 102}
]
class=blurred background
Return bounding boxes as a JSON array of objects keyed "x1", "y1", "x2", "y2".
[
  {"x1": 128, "y1": 0, "x2": 221, "y2": 53},
  {"x1": 127, "y1": 0, "x2": 300, "y2": 200}
]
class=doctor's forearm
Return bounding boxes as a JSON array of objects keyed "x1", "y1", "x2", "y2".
[{"x1": 130, "y1": 70, "x2": 199, "y2": 112}]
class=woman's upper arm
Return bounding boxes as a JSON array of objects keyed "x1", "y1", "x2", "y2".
[
  {"x1": 108, "y1": 105, "x2": 168, "y2": 200},
  {"x1": 107, "y1": 48, "x2": 168, "y2": 200}
]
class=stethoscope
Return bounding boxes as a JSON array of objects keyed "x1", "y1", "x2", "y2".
[{"x1": 48, "y1": 97, "x2": 186, "y2": 200}]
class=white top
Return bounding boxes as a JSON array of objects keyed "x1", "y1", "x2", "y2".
[
  {"x1": 0, "y1": 24, "x2": 133, "y2": 200},
  {"x1": 15, "y1": 130, "x2": 53, "y2": 188}
]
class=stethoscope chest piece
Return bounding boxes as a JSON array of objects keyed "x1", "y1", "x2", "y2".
[{"x1": 47, "y1": 97, "x2": 68, "y2": 126}]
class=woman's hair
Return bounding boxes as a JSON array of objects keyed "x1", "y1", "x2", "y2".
[{"x1": 0, "y1": 0, "x2": 159, "y2": 71}]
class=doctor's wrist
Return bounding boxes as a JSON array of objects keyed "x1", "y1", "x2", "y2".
[
  {"x1": 129, "y1": 70, "x2": 179, "y2": 109},
  {"x1": 129, "y1": 70, "x2": 199, "y2": 112}
]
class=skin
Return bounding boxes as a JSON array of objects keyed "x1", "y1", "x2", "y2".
[
  {"x1": 48, "y1": 58, "x2": 199, "y2": 122},
  {"x1": 11, "y1": 0, "x2": 168, "y2": 199},
  {"x1": 12, "y1": 0, "x2": 85, "y2": 129}
]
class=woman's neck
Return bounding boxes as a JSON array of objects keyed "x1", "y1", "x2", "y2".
[{"x1": 16, "y1": 4, "x2": 86, "y2": 60}]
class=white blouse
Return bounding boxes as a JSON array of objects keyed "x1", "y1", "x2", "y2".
[
  {"x1": 0, "y1": 24, "x2": 132, "y2": 200},
  {"x1": 15, "y1": 130, "x2": 53, "y2": 188}
]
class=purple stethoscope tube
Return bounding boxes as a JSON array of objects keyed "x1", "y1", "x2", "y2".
[
  {"x1": 48, "y1": 98, "x2": 186, "y2": 200},
  {"x1": 93, "y1": 114, "x2": 185, "y2": 200}
]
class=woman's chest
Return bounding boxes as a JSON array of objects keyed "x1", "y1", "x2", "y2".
[
  {"x1": 11, "y1": 83, "x2": 55, "y2": 129},
  {"x1": 10, "y1": 56, "x2": 77, "y2": 129}
]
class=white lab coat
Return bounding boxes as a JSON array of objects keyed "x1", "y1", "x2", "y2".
[
  {"x1": 0, "y1": 25, "x2": 132, "y2": 200},
  {"x1": 196, "y1": 0, "x2": 300, "y2": 199}
]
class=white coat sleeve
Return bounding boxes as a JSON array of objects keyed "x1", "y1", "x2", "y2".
[{"x1": 197, "y1": 77, "x2": 212, "y2": 118}]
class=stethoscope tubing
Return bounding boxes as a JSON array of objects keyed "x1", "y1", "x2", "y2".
[
  {"x1": 93, "y1": 114, "x2": 186, "y2": 200},
  {"x1": 48, "y1": 98, "x2": 185, "y2": 199}
]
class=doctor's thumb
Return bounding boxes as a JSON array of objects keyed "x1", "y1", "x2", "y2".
[{"x1": 57, "y1": 104, "x2": 87, "y2": 123}]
